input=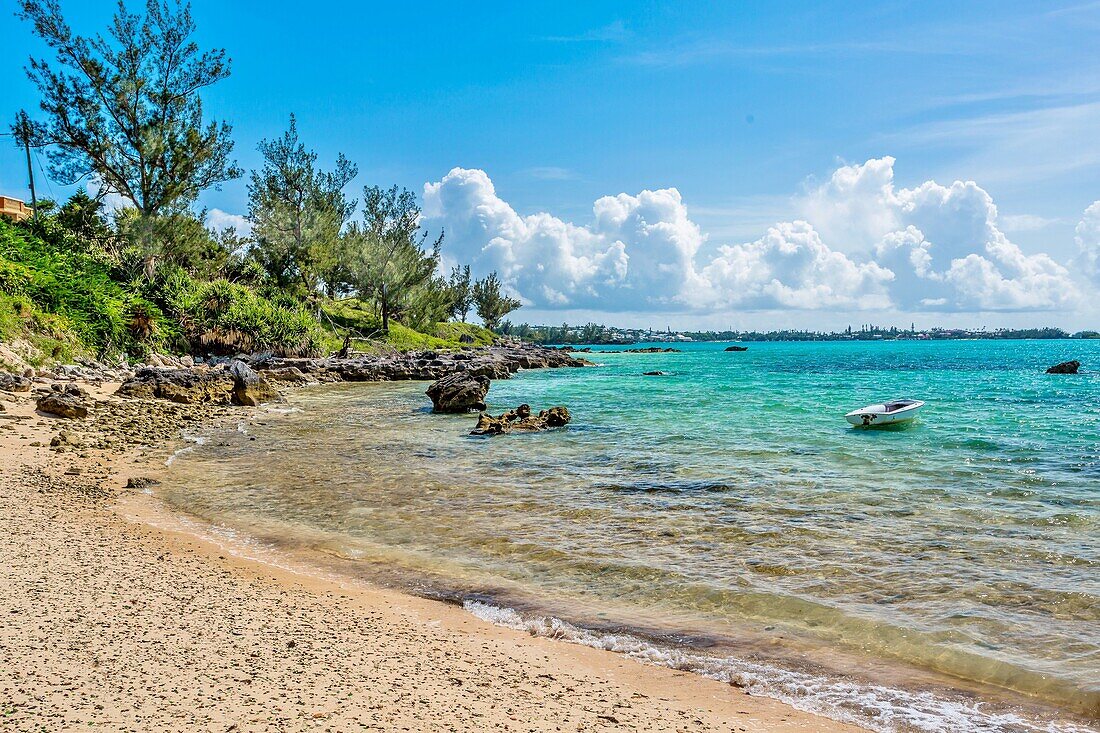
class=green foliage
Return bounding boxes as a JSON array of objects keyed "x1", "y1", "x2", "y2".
[
  {"x1": 444, "y1": 265, "x2": 473, "y2": 322},
  {"x1": 472, "y1": 271, "x2": 521, "y2": 330},
  {"x1": 0, "y1": 290, "x2": 85, "y2": 367},
  {"x1": 114, "y1": 208, "x2": 237, "y2": 280},
  {"x1": 432, "y1": 321, "x2": 496, "y2": 346},
  {"x1": 248, "y1": 115, "x2": 357, "y2": 294},
  {"x1": 156, "y1": 270, "x2": 326, "y2": 356},
  {"x1": 0, "y1": 217, "x2": 135, "y2": 355},
  {"x1": 18, "y1": 0, "x2": 240, "y2": 215},
  {"x1": 345, "y1": 185, "x2": 444, "y2": 331}
]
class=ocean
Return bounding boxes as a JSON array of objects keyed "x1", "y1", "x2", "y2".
[{"x1": 159, "y1": 340, "x2": 1099, "y2": 732}]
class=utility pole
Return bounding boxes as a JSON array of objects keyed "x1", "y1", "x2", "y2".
[{"x1": 16, "y1": 111, "x2": 38, "y2": 220}]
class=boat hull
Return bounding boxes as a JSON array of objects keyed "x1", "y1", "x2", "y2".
[{"x1": 845, "y1": 402, "x2": 924, "y2": 427}]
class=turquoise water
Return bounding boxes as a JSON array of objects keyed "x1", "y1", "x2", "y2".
[{"x1": 162, "y1": 340, "x2": 1100, "y2": 732}]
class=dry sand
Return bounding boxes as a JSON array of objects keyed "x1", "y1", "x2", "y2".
[{"x1": 0, "y1": 382, "x2": 865, "y2": 732}]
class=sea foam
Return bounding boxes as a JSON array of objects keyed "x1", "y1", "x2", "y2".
[{"x1": 463, "y1": 600, "x2": 1094, "y2": 733}]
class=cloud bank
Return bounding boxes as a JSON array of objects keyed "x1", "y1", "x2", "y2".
[{"x1": 423, "y1": 158, "x2": 1089, "y2": 315}]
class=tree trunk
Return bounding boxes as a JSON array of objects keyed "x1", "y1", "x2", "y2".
[{"x1": 381, "y1": 282, "x2": 389, "y2": 332}]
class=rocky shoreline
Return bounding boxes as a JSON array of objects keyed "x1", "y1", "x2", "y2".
[
  {"x1": 102, "y1": 341, "x2": 590, "y2": 407},
  {"x1": 1, "y1": 341, "x2": 589, "y2": 456}
]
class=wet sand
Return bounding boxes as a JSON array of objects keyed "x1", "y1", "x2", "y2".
[{"x1": 0, "y1": 382, "x2": 864, "y2": 732}]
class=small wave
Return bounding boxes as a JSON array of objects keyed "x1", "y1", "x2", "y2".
[
  {"x1": 463, "y1": 600, "x2": 1094, "y2": 733},
  {"x1": 164, "y1": 446, "x2": 192, "y2": 466},
  {"x1": 165, "y1": 433, "x2": 209, "y2": 466}
]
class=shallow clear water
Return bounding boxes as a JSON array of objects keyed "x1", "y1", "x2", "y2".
[{"x1": 161, "y1": 340, "x2": 1100, "y2": 732}]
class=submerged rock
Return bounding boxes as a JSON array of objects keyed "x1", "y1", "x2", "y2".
[
  {"x1": 470, "y1": 404, "x2": 570, "y2": 436},
  {"x1": 1046, "y1": 360, "x2": 1081, "y2": 374},
  {"x1": 642, "y1": 371, "x2": 668, "y2": 376},
  {"x1": 36, "y1": 384, "x2": 90, "y2": 419},
  {"x1": 724, "y1": 345, "x2": 748, "y2": 352},
  {"x1": 426, "y1": 372, "x2": 490, "y2": 413}
]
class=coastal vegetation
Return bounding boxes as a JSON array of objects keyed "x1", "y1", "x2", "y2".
[{"x1": 2, "y1": 0, "x2": 511, "y2": 368}]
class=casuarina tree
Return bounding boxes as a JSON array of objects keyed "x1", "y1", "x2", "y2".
[
  {"x1": 17, "y1": 0, "x2": 241, "y2": 217},
  {"x1": 473, "y1": 272, "x2": 521, "y2": 331}
]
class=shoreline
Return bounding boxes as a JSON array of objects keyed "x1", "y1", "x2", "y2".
[
  {"x1": 150, "y1": 379, "x2": 1100, "y2": 732},
  {"x1": 0, "y1": 377, "x2": 866, "y2": 731}
]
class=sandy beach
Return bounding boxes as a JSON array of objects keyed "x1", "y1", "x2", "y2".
[{"x1": 0, "y1": 381, "x2": 865, "y2": 732}]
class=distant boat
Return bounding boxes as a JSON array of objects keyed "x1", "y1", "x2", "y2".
[{"x1": 845, "y1": 399, "x2": 924, "y2": 427}]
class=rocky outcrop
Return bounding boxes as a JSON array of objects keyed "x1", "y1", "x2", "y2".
[
  {"x1": 470, "y1": 404, "x2": 570, "y2": 436},
  {"x1": 117, "y1": 362, "x2": 279, "y2": 406},
  {"x1": 117, "y1": 367, "x2": 236, "y2": 404},
  {"x1": 36, "y1": 384, "x2": 91, "y2": 419},
  {"x1": 1046, "y1": 360, "x2": 1081, "y2": 374},
  {"x1": 426, "y1": 372, "x2": 490, "y2": 413},
  {"x1": 724, "y1": 345, "x2": 748, "y2": 352},
  {"x1": 229, "y1": 360, "x2": 280, "y2": 406},
  {"x1": 0, "y1": 373, "x2": 32, "y2": 392},
  {"x1": 112, "y1": 343, "x2": 586, "y2": 406},
  {"x1": 642, "y1": 371, "x2": 668, "y2": 376},
  {"x1": 251, "y1": 343, "x2": 589, "y2": 384}
]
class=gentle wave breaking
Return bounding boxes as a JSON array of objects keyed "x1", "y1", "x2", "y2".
[{"x1": 463, "y1": 600, "x2": 1094, "y2": 733}]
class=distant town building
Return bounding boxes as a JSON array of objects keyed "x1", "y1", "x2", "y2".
[{"x1": 0, "y1": 196, "x2": 32, "y2": 222}]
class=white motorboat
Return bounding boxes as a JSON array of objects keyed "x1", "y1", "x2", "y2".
[{"x1": 845, "y1": 399, "x2": 924, "y2": 427}]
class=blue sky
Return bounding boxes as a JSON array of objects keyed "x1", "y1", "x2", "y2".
[{"x1": 3, "y1": 1, "x2": 1100, "y2": 330}]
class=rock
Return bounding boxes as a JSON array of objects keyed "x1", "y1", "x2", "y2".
[
  {"x1": 126, "y1": 476, "x2": 161, "y2": 489},
  {"x1": 458, "y1": 333, "x2": 475, "y2": 344},
  {"x1": 0, "y1": 373, "x2": 33, "y2": 392},
  {"x1": 117, "y1": 367, "x2": 236, "y2": 404},
  {"x1": 724, "y1": 345, "x2": 748, "y2": 352},
  {"x1": 229, "y1": 360, "x2": 279, "y2": 406},
  {"x1": 642, "y1": 371, "x2": 668, "y2": 376},
  {"x1": 179, "y1": 355, "x2": 194, "y2": 367},
  {"x1": 426, "y1": 372, "x2": 490, "y2": 413},
  {"x1": 261, "y1": 366, "x2": 312, "y2": 384},
  {"x1": 623, "y1": 347, "x2": 681, "y2": 353},
  {"x1": 1046, "y1": 360, "x2": 1080, "y2": 374},
  {"x1": 470, "y1": 404, "x2": 571, "y2": 436},
  {"x1": 36, "y1": 384, "x2": 90, "y2": 419}
]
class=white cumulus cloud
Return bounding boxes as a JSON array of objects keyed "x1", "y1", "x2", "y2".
[
  {"x1": 1075, "y1": 200, "x2": 1100, "y2": 283},
  {"x1": 424, "y1": 159, "x2": 1086, "y2": 315},
  {"x1": 205, "y1": 208, "x2": 253, "y2": 239}
]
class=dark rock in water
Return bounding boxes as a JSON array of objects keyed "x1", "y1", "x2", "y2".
[
  {"x1": 426, "y1": 372, "x2": 490, "y2": 412},
  {"x1": 36, "y1": 384, "x2": 90, "y2": 419},
  {"x1": 0, "y1": 373, "x2": 32, "y2": 392},
  {"x1": 642, "y1": 371, "x2": 668, "y2": 376},
  {"x1": 1046, "y1": 360, "x2": 1080, "y2": 374},
  {"x1": 229, "y1": 359, "x2": 280, "y2": 406},
  {"x1": 623, "y1": 347, "x2": 681, "y2": 353},
  {"x1": 470, "y1": 404, "x2": 571, "y2": 436},
  {"x1": 724, "y1": 345, "x2": 748, "y2": 352}
]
